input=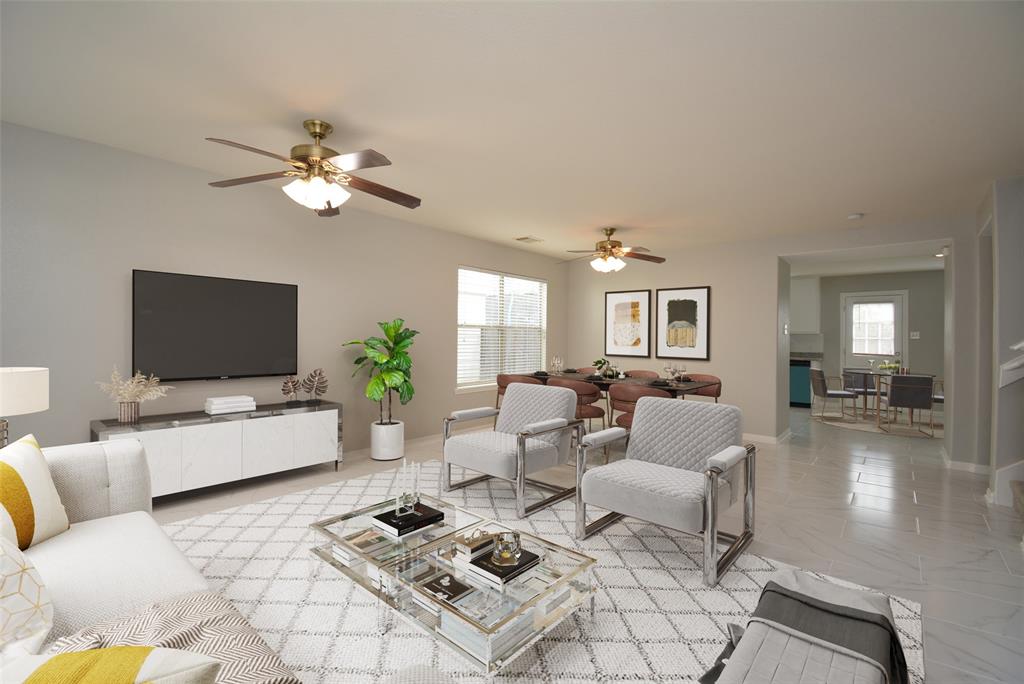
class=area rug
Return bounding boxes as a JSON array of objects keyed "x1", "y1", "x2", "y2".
[
  {"x1": 816, "y1": 413, "x2": 944, "y2": 439},
  {"x1": 163, "y1": 461, "x2": 925, "y2": 683}
]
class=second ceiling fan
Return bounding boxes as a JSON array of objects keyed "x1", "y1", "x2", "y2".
[
  {"x1": 567, "y1": 228, "x2": 667, "y2": 272},
  {"x1": 206, "y1": 119, "x2": 421, "y2": 216}
]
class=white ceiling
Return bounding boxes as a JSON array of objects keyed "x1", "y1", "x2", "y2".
[{"x1": 3, "y1": 2, "x2": 1022, "y2": 256}]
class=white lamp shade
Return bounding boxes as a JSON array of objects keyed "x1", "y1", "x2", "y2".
[
  {"x1": 0, "y1": 367, "x2": 50, "y2": 416},
  {"x1": 282, "y1": 177, "x2": 352, "y2": 210}
]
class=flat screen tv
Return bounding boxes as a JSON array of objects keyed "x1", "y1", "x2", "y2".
[{"x1": 133, "y1": 270, "x2": 298, "y2": 381}]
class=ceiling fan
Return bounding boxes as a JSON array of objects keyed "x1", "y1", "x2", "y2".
[
  {"x1": 206, "y1": 119, "x2": 421, "y2": 216},
  {"x1": 567, "y1": 227, "x2": 667, "y2": 272}
]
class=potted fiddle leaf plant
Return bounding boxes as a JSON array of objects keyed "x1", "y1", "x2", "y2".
[{"x1": 344, "y1": 318, "x2": 419, "y2": 461}]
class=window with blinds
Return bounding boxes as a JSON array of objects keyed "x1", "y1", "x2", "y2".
[{"x1": 457, "y1": 267, "x2": 547, "y2": 389}]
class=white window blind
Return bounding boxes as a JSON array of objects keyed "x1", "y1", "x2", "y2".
[{"x1": 457, "y1": 267, "x2": 547, "y2": 389}]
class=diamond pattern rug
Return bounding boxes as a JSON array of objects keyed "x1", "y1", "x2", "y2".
[{"x1": 163, "y1": 461, "x2": 925, "y2": 683}]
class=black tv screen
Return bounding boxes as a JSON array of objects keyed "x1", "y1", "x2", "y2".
[{"x1": 133, "y1": 270, "x2": 298, "y2": 381}]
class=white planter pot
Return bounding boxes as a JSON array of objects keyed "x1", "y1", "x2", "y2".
[{"x1": 370, "y1": 420, "x2": 405, "y2": 461}]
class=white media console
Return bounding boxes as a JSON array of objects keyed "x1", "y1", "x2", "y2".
[{"x1": 90, "y1": 401, "x2": 342, "y2": 497}]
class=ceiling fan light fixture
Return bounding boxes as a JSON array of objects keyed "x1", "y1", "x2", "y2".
[
  {"x1": 590, "y1": 255, "x2": 626, "y2": 273},
  {"x1": 282, "y1": 176, "x2": 351, "y2": 211}
]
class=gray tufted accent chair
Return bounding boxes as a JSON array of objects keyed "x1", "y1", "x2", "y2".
[
  {"x1": 575, "y1": 397, "x2": 756, "y2": 586},
  {"x1": 442, "y1": 383, "x2": 584, "y2": 518}
]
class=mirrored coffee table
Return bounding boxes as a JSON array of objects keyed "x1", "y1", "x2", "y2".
[{"x1": 310, "y1": 495, "x2": 596, "y2": 674}]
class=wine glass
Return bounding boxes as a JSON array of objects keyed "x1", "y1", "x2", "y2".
[{"x1": 551, "y1": 355, "x2": 563, "y2": 374}]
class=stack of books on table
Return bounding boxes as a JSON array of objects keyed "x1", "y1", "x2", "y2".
[
  {"x1": 413, "y1": 569, "x2": 475, "y2": 617},
  {"x1": 464, "y1": 549, "x2": 541, "y2": 589},
  {"x1": 330, "y1": 528, "x2": 393, "y2": 570},
  {"x1": 371, "y1": 501, "x2": 445, "y2": 538},
  {"x1": 204, "y1": 395, "x2": 256, "y2": 415},
  {"x1": 439, "y1": 592, "x2": 536, "y2": 661}
]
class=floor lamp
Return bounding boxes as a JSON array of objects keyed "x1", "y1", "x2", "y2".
[{"x1": 0, "y1": 367, "x2": 50, "y2": 447}]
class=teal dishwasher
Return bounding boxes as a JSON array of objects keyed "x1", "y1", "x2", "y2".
[{"x1": 789, "y1": 360, "x2": 811, "y2": 407}]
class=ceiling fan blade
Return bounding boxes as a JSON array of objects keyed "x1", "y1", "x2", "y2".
[
  {"x1": 567, "y1": 249, "x2": 600, "y2": 253},
  {"x1": 208, "y1": 170, "x2": 292, "y2": 187},
  {"x1": 325, "y1": 149, "x2": 391, "y2": 173},
  {"x1": 622, "y1": 246, "x2": 651, "y2": 253},
  {"x1": 558, "y1": 254, "x2": 598, "y2": 264},
  {"x1": 342, "y1": 174, "x2": 421, "y2": 209},
  {"x1": 623, "y1": 252, "x2": 666, "y2": 263},
  {"x1": 205, "y1": 138, "x2": 305, "y2": 167}
]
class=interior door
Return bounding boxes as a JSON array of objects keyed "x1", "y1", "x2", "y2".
[{"x1": 841, "y1": 291, "x2": 908, "y2": 370}]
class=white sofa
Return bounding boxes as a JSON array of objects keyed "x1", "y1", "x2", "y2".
[{"x1": 25, "y1": 439, "x2": 208, "y2": 644}]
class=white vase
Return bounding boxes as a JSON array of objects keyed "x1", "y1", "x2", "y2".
[{"x1": 370, "y1": 420, "x2": 405, "y2": 461}]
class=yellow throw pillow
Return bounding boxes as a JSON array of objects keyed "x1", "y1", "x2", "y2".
[
  {"x1": 0, "y1": 435, "x2": 69, "y2": 550},
  {"x1": 0, "y1": 536, "x2": 53, "y2": 657},
  {"x1": 4, "y1": 645, "x2": 220, "y2": 684}
]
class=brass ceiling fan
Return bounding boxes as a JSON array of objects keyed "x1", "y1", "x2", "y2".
[
  {"x1": 206, "y1": 119, "x2": 421, "y2": 216},
  {"x1": 567, "y1": 227, "x2": 667, "y2": 272}
]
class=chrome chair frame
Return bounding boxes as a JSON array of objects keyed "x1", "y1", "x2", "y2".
[{"x1": 442, "y1": 413, "x2": 585, "y2": 518}]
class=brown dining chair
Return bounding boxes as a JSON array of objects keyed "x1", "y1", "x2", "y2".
[
  {"x1": 548, "y1": 377, "x2": 606, "y2": 431},
  {"x1": 495, "y1": 374, "x2": 542, "y2": 409},
  {"x1": 624, "y1": 369, "x2": 659, "y2": 379},
  {"x1": 608, "y1": 383, "x2": 672, "y2": 428},
  {"x1": 809, "y1": 368, "x2": 856, "y2": 419},
  {"x1": 878, "y1": 374, "x2": 935, "y2": 436},
  {"x1": 685, "y1": 373, "x2": 722, "y2": 402},
  {"x1": 574, "y1": 366, "x2": 598, "y2": 375}
]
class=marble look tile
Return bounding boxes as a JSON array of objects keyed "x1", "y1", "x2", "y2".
[
  {"x1": 921, "y1": 557, "x2": 1024, "y2": 605},
  {"x1": 923, "y1": 618, "x2": 1024, "y2": 683},
  {"x1": 923, "y1": 660, "x2": 1002, "y2": 683},
  {"x1": 845, "y1": 522, "x2": 1009, "y2": 572},
  {"x1": 917, "y1": 587, "x2": 1024, "y2": 641}
]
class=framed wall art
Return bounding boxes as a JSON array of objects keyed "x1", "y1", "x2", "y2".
[
  {"x1": 655, "y1": 286, "x2": 711, "y2": 360},
  {"x1": 604, "y1": 290, "x2": 651, "y2": 357}
]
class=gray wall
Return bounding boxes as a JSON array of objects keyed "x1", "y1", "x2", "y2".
[
  {"x1": 0, "y1": 123, "x2": 568, "y2": 449},
  {"x1": 776, "y1": 258, "x2": 791, "y2": 436},
  {"x1": 818, "y1": 270, "x2": 946, "y2": 379},
  {"x1": 991, "y1": 177, "x2": 1024, "y2": 499}
]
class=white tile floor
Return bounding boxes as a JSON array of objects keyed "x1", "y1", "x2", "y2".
[{"x1": 154, "y1": 408, "x2": 1024, "y2": 682}]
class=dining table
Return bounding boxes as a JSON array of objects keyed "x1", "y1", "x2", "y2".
[
  {"x1": 528, "y1": 371, "x2": 719, "y2": 398},
  {"x1": 842, "y1": 368, "x2": 936, "y2": 424}
]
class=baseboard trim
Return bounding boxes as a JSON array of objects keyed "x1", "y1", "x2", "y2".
[{"x1": 743, "y1": 432, "x2": 786, "y2": 445}]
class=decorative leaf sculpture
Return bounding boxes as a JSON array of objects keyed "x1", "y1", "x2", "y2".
[
  {"x1": 281, "y1": 375, "x2": 301, "y2": 400},
  {"x1": 301, "y1": 368, "x2": 329, "y2": 400},
  {"x1": 97, "y1": 365, "x2": 173, "y2": 403},
  {"x1": 344, "y1": 318, "x2": 419, "y2": 425}
]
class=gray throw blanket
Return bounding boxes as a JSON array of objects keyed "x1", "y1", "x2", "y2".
[{"x1": 701, "y1": 569, "x2": 908, "y2": 684}]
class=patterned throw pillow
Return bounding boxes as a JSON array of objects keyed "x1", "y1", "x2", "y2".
[
  {"x1": 3, "y1": 645, "x2": 220, "y2": 684},
  {"x1": 0, "y1": 435, "x2": 69, "y2": 549},
  {"x1": 0, "y1": 537, "x2": 53, "y2": 657}
]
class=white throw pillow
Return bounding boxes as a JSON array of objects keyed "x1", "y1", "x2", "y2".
[
  {"x1": 3, "y1": 645, "x2": 220, "y2": 683},
  {"x1": 0, "y1": 435, "x2": 69, "y2": 549},
  {"x1": 0, "y1": 537, "x2": 53, "y2": 657}
]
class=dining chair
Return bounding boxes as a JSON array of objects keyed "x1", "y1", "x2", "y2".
[
  {"x1": 809, "y1": 368, "x2": 857, "y2": 419},
  {"x1": 685, "y1": 373, "x2": 722, "y2": 402},
  {"x1": 624, "y1": 369, "x2": 659, "y2": 379},
  {"x1": 495, "y1": 373, "x2": 542, "y2": 409},
  {"x1": 442, "y1": 383, "x2": 583, "y2": 518},
  {"x1": 575, "y1": 397, "x2": 756, "y2": 587},
  {"x1": 841, "y1": 369, "x2": 877, "y2": 418},
  {"x1": 609, "y1": 383, "x2": 671, "y2": 428},
  {"x1": 548, "y1": 377, "x2": 606, "y2": 432},
  {"x1": 574, "y1": 366, "x2": 598, "y2": 375},
  {"x1": 878, "y1": 374, "x2": 935, "y2": 436}
]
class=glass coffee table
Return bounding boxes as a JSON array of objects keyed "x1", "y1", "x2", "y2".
[{"x1": 310, "y1": 494, "x2": 596, "y2": 674}]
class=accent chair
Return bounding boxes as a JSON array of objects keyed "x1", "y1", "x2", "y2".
[
  {"x1": 575, "y1": 397, "x2": 755, "y2": 586},
  {"x1": 443, "y1": 383, "x2": 583, "y2": 518}
]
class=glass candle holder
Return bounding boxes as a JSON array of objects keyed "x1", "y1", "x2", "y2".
[{"x1": 490, "y1": 531, "x2": 522, "y2": 566}]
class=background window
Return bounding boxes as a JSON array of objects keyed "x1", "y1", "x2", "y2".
[
  {"x1": 851, "y1": 302, "x2": 896, "y2": 355},
  {"x1": 457, "y1": 267, "x2": 547, "y2": 389}
]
